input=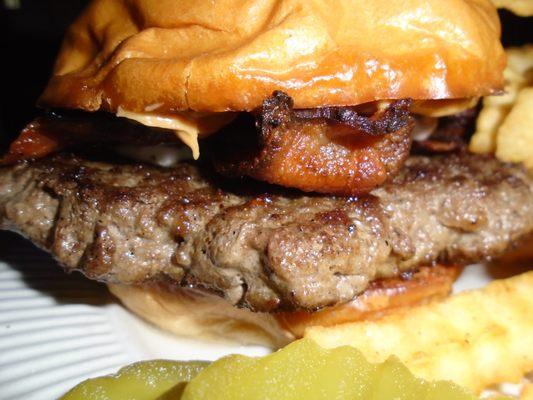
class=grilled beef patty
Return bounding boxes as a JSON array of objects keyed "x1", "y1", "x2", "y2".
[{"x1": 1, "y1": 153, "x2": 532, "y2": 311}]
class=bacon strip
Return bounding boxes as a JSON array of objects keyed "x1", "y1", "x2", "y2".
[
  {"x1": 2, "y1": 120, "x2": 63, "y2": 164},
  {"x1": 292, "y1": 96, "x2": 412, "y2": 136},
  {"x1": 2, "y1": 112, "x2": 181, "y2": 165},
  {"x1": 414, "y1": 109, "x2": 477, "y2": 154},
  {"x1": 212, "y1": 91, "x2": 414, "y2": 195}
]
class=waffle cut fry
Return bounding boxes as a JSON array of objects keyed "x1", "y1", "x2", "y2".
[
  {"x1": 470, "y1": 46, "x2": 533, "y2": 170},
  {"x1": 521, "y1": 383, "x2": 533, "y2": 400},
  {"x1": 306, "y1": 271, "x2": 533, "y2": 394}
]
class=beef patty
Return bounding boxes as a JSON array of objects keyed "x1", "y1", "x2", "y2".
[{"x1": 1, "y1": 152, "x2": 532, "y2": 311}]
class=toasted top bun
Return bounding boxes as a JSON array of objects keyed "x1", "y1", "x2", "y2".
[{"x1": 39, "y1": 0, "x2": 505, "y2": 114}]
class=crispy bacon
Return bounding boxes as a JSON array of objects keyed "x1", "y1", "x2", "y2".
[
  {"x1": 2, "y1": 120, "x2": 63, "y2": 164},
  {"x1": 212, "y1": 91, "x2": 414, "y2": 196},
  {"x1": 5, "y1": 93, "x2": 417, "y2": 197},
  {"x1": 414, "y1": 109, "x2": 477, "y2": 154},
  {"x1": 2, "y1": 112, "x2": 181, "y2": 164},
  {"x1": 293, "y1": 97, "x2": 412, "y2": 136}
]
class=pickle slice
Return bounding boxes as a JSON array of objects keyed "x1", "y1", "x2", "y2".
[
  {"x1": 61, "y1": 339, "x2": 505, "y2": 399},
  {"x1": 181, "y1": 339, "x2": 477, "y2": 400},
  {"x1": 60, "y1": 359, "x2": 208, "y2": 400}
]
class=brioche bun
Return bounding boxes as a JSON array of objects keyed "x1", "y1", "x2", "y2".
[
  {"x1": 108, "y1": 265, "x2": 460, "y2": 347},
  {"x1": 39, "y1": 0, "x2": 505, "y2": 114}
]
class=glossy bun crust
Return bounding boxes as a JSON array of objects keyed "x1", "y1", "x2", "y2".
[{"x1": 39, "y1": 0, "x2": 505, "y2": 113}]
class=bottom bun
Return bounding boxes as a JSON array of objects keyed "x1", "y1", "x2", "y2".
[
  {"x1": 108, "y1": 265, "x2": 461, "y2": 348},
  {"x1": 108, "y1": 283, "x2": 294, "y2": 348}
]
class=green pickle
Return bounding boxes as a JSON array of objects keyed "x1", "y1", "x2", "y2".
[
  {"x1": 62, "y1": 339, "x2": 504, "y2": 400},
  {"x1": 181, "y1": 339, "x2": 477, "y2": 400},
  {"x1": 60, "y1": 359, "x2": 208, "y2": 400}
]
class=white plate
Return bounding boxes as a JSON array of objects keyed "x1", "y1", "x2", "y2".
[{"x1": 0, "y1": 231, "x2": 527, "y2": 399}]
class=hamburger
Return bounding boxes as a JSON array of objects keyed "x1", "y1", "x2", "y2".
[{"x1": 1, "y1": 0, "x2": 532, "y2": 347}]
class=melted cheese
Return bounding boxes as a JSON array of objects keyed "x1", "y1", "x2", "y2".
[
  {"x1": 116, "y1": 108, "x2": 235, "y2": 159},
  {"x1": 117, "y1": 107, "x2": 201, "y2": 159}
]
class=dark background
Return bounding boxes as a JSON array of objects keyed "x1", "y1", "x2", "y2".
[
  {"x1": 1, "y1": 0, "x2": 89, "y2": 151},
  {"x1": 0, "y1": 1, "x2": 531, "y2": 152}
]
